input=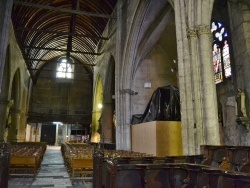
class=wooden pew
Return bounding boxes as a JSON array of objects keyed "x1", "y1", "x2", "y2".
[
  {"x1": 70, "y1": 158, "x2": 93, "y2": 181},
  {"x1": 9, "y1": 142, "x2": 47, "y2": 177},
  {"x1": 104, "y1": 160, "x2": 250, "y2": 188},
  {"x1": 201, "y1": 145, "x2": 250, "y2": 173},
  {"x1": 9, "y1": 156, "x2": 38, "y2": 177}
]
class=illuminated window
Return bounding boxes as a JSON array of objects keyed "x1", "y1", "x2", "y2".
[
  {"x1": 211, "y1": 21, "x2": 232, "y2": 84},
  {"x1": 56, "y1": 58, "x2": 74, "y2": 79}
]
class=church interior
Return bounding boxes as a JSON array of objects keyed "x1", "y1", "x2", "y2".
[{"x1": 1, "y1": 0, "x2": 250, "y2": 187}]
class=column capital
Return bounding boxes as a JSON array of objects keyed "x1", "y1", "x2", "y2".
[
  {"x1": 187, "y1": 28, "x2": 197, "y2": 38},
  {"x1": 197, "y1": 25, "x2": 212, "y2": 38}
]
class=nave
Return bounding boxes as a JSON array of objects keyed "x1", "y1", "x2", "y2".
[{"x1": 8, "y1": 146, "x2": 92, "y2": 188}]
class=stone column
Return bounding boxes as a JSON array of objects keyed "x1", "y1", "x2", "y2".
[
  {"x1": 115, "y1": 0, "x2": 129, "y2": 151},
  {"x1": 55, "y1": 123, "x2": 59, "y2": 146},
  {"x1": 175, "y1": 0, "x2": 196, "y2": 155},
  {"x1": 0, "y1": 0, "x2": 13, "y2": 94},
  {"x1": 17, "y1": 111, "x2": 27, "y2": 142},
  {"x1": 187, "y1": 27, "x2": 205, "y2": 153},
  {"x1": 0, "y1": 100, "x2": 12, "y2": 141},
  {"x1": 34, "y1": 123, "x2": 38, "y2": 142},
  {"x1": 8, "y1": 109, "x2": 20, "y2": 142},
  {"x1": 101, "y1": 102, "x2": 114, "y2": 143},
  {"x1": 197, "y1": 24, "x2": 220, "y2": 145}
]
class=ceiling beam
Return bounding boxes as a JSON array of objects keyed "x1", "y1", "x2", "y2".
[
  {"x1": 66, "y1": 0, "x2": 76, "y2": 60},
  {"x1": 16, "y1": 27, "x2": 109, "y2": 40},
  {"x1": 13, "y1": 0, "x2": 116, "y2": 19},
  {"x1": 23, "y1": 46, "x2": 101, "y2": 55},
  {"x1": 28, "y1": 68, "x2": 93, "y2": 74},
  {"x1": 26, "y1": 58, "x2": 96, "y2": 66}
]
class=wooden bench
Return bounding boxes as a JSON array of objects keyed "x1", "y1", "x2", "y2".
[
  {"x1": 103, "y1": 160, "x2": 250, "y2": 188},
  {"x1": 9, "y1": 156, "x2": 38, "y2": 177},
  {"x1": 69, "y1": 158, "x2": 93, "y2": 181},
  {"x1": 9, "y1": 142, "x2": 46, "y2": 178},
  {"x1": 201, "y1": 145, "x2": 250, "y2": 173}
]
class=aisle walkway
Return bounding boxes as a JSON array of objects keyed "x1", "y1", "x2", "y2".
[{"x1": 8, "y1": 146, "x2": 93, "y2": 188}]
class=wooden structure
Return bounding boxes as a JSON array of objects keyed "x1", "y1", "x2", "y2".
[
  {"x1": 0, "y1": 142, "x2": 10, "y2": 187},
  {"x1": 61, "y1": 143, "x2": 94, "y2": 181},
  {"x1": 132, "y1": 121, "x2": 182, "y2": 156},
  {"x1": 92, "y1": 145, "x2": 250, "y2": 187},
  {"x1": 9, "y1": 142, "x2": 47, "y2": 177}
]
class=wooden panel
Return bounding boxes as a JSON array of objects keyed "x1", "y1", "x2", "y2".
[
  {"x1": 132, "y1": 122, "x2": 156, "y2": 155},
  {"x1": 132, "y1": 121, "x2": 182, "y2": 156},
  {"x1": 156, "y1": 121, "x2": 182, "y2": 156}
]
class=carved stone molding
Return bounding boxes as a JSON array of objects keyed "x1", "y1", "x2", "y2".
[
  {"x1": 197, "y1": 25, "x2": 212, "y2": 38},
  {"x1": 187, "y1": 28, "x2": 197, "y2": 38}
]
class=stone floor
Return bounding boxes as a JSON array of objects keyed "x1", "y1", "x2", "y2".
[{"x1": 8, "y1": 146, "x2": 93, "y2": 188}]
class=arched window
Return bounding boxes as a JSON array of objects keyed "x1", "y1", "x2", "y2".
[
  {"x1": 56, "y1": 57, "x2": 74, "y2": 79},
  {"x1": 211, "y1": 21, "x2": 232, "y2": 84}
]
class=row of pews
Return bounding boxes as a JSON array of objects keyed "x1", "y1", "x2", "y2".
[
  {"x1": 9, "y1": 142, "x2": 47, "y2": 177},
  {"x1": 93, "y1": 145, "x2": 250, "y2": 188},
  {"x1": 8, "y1": 142, "x2": 250, "y2": 187},
  {"x1": 61, "y1": 142, "x2": 153, "y2": 181},
  {"x1": 61, "y1": 142, "x2": 94, "y2": 181},
  {"x1": 201, "y1": 145, "x2": 250, "y2": 172}
]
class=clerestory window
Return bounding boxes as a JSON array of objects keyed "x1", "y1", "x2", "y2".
[
  {"x1": 56, "y1": 58, "x2": 74, "y2": 79},
  {"x1": 211, "y1": 21, "x2": 232, "y2": 84}
]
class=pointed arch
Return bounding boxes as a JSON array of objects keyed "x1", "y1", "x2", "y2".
[
  {"x1": 8, "y1": 68, "x2": 22, "y2": 142},
  {"x1": 102, "y1": 55, "x2": 115, "y2": 143},
  {"x1": 117, "y1": 0, "x2": 173, "y2": 150},
  {"x1": 91, "y1": 74, "x2": 103, "y2": 143}
]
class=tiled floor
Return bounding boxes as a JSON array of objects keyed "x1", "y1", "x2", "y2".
[{"x1": 8, "y1": 146, "x2": 93, "y2": 188}]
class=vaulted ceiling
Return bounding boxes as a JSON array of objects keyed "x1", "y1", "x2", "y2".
[{"x1": 11, "y1": 0, "x2": 117, "y2": 83}]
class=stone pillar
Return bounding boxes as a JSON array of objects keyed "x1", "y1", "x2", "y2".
[
  {"x1": 197, "y1": 24, "x2": 220, "y2": 145},
  {"x1": 55, "y1": 123, "x2": 59, "y2": 146},
  {"x1": 101, "y1": 102, "x2": 114, "y2": 143},
  {"x1": 0, "y1": 0, "x2": 13, "y2": 94},
  {"x1": 175, "y1": 0, "x2": 196, "y2": 155},
  {"x1": 34, "y1": 123, "x2": 38, "y2": 142},
  {"x1": 17, "y1": 111, "x2": 27, "y2": 142},
  {"x1": 115, "y1": 0, "x2": 130, "y2": 151},
  {"x1": 0, "y1": 100, "x2": 12, "y2": 141},
  {"x1": 8, "y1": 109, "x2": 20, "y2": 142},
  {"x1": 187, "y1": 27, "x2": 205, "y2": 153}
]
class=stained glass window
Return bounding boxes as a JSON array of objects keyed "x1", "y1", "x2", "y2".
[
  {"x1": 56, "y1": 58, "x2": 74, "y2": 79},
  {"x1": 211, "y1": 21, "x2": 232, "y2": 84}
]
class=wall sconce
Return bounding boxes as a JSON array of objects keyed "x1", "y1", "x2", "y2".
[
  {"x1": 144, "y1": 82, "x2": 151, "y2": 89},
  {"x1": 98, "y1": 103, "x2": 103, "y2": 109}
]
